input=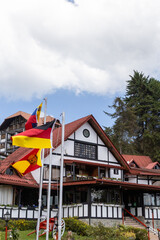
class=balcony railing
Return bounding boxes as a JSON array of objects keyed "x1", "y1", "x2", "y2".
[{"x1": 63, "y1": 175, "x2": 122, "y2": 182}]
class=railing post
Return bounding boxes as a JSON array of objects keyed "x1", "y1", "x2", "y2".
[
  {"x1": 122, "y1": 209, "x2": 124, "y2": 225},
  {"x1": 147, "y1": 227, "x2": 150, "y2": 240},
  {"x1": 152, "y1": 209, "x2": 154, "y2": 229}
]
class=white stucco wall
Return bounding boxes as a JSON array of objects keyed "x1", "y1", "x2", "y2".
[
  {"x1": 98, "y1": 146, "x2": 107, "y2": 161},
  {"x1": 110, "y1": 168, "x2": 122, "y2": 179},
  {"x1": 75, "y1": 122, "x2": 97, "y2": 143}
]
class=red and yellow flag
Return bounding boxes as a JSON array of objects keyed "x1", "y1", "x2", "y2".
[
  {"x1": 12, "y1": 120, "x2": 56, "y2": 149},
  {"x1": 12, "y1": 149, "x2": 42, "y2": 175}
]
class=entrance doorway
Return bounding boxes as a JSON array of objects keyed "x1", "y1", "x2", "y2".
[{"x1": 123, "y1": 190, "x2": 143, "y2": 217}]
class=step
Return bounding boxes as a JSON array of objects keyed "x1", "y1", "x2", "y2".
[{"x1": 124, "y1": 217, "x2": 146, "y2": 229}]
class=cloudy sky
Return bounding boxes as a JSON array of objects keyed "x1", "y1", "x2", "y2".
[{"x1": 0, "y1": 0, "x2": 160, "y2": 127}]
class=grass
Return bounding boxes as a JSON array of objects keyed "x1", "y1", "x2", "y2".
[{"x1": 0, "y1": 230, "x2": 92, "y2": 240}]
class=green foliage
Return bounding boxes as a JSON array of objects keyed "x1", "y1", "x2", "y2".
[
  {"x1": 104, "y1": 70, "x2": 160, "y2": 161},
  {"x1": 9, "y1": 219, "x2": 37, "y2": 231},
  {"x1": 0, "y1": 221, "x2": 148, "y2": 240},
  {"x1": 118, "y1": 225, "x2": 148, "y2": 240},
  {"x1": 0, "y1": 219, "x2": 5, "y2": 231},
  {"x1": 64, "y1": 217, "x2": 91, "y2": 236},
  {"x1": 10, "y1": 227, "x2": 19, "y2": 240},
  {"x1": 64, "y1": 218, "x2": 147, "y2": 240},
  {"x1": 87, "y1": 223, "x2": 134, "y2": 240}
]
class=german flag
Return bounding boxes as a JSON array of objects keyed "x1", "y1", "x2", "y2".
[
  {"x1": 12, "y1": 149, "x2": 42, "y2": 175},
  {"x1": 12, "y1": 120, "x2": 56, "y2": 149}
]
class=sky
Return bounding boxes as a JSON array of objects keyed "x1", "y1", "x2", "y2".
[{"x1": 1, "y1": 0, "x2": 160, "y2": 128}]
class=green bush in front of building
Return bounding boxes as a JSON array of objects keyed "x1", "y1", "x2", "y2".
[
  {"x1": 9, "y1": 219, "x2": 37, "y2": 230},
  {"x1": 64, "y1": 217, "x2": 91, "y2": 236},
  {"x1": 64, "y1": 218, "x2": 148, "y2": 240},
  {"x1": 0, "y1": 220, "x2": 5, "y2": 231}
]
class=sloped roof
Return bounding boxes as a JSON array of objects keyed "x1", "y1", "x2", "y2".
[
  {"x1": 0, "y1": 147, "x2": 38, "y2": 187},
  {"x1": 122, "y1": 154, "x2": 160, "y2": 175},
  {"x1": 0, "y1": 147, "x2": 32, "y2": 173},
  {"x1": 52, "y1": 115, "x2": 130, "y2": 170},
  {"x1": 0, "y1": 111, "x2": 58, "y2": 130},
  {"x1": 146, "y1": 162, "x2": 160, "y2": 169},
  {"x1": 6, "y1": 111, "x2": 31, "y2": 120},
  {"x1": 122, "y1": 155, "x2": 153, "y2": 168},
  {"x1": 0, "y1": 111, "x2": 30, "y2": 131}
]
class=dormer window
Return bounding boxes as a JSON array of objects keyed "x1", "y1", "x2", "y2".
[
  {"x1": 154, "y1": 165, "x2": 160, "y2": 170},
  {"x1": 6, "y1": 167, "x2": 14, "y2": 175}
]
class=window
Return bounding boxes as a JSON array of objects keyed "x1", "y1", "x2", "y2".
[
  {"x1": 91, "y1": 188, "x2": 121, "y2": 204},
  {"x1": 156, "y1": 193, "x2": 160, "y2": 206},
  {"x1": 43, "y1": 165, "x2": 60, "y2": 181},
  {"x1": 75, "y1": 142, "x2": 97, "y2": 159},
  {"x1": 43, "y1": 165, "x2": 49, "y2": 180},
  {"x1": 100, "y1": 168, "x2": 105, "y2": 178},
  {"x1": 154, "y1": 165, "x2": 160, "y2": 169},
  {"x1": 114, "y1": 169, "x2": 119, "y2": 175},
  {"x1": 6, "y1": 167, "x2": 14, "y2": 175},
  {"x1": 143, "y1": 193, "x2": 155, "y2": 206},
  {"x1": 83, "y1": 129, "x2": 90, "y2": 138},
  {"x1": 51, "y1": 167, "x2": 60, "y2": 180}
]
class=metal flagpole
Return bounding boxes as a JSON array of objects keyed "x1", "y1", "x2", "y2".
[
  {"x1": 58, "y1": 112, "x2": 65, "y2": 240},
  {"x1": 46, "y1": 147, "x2": 52, "y2": 240},
  {"x1": 36, "y1": 98, "x2": 47, "y2": 240}
]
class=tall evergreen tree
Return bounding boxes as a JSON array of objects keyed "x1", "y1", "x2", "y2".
[{"x1": 105, "y1": 71, "x2": 160, "y2": 161}]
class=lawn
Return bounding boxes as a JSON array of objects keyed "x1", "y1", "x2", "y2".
[{"x1": 0, "y1": 230, "x2": 92, "y2": 240}]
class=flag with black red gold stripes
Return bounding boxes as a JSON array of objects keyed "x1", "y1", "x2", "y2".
[{"x1": 12, "y1": 120, "x2": 56, "y2": 149}]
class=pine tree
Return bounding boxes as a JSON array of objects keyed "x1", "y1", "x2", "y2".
[{"x1": 104, "y1": 71, "x2": 160, "y2": 161}]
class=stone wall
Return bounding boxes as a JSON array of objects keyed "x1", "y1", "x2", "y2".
[{"x1": 81, "y1": 218, "x2": 122, "y2": 227}]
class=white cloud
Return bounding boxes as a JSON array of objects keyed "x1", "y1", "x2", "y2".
[{"x1": 0, "y1": 0, "x2": 160, "y2": 100}]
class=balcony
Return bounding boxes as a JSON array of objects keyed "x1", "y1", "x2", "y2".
[{"x1": 63, "y1": 174, "x2": 122, "y2": 183}]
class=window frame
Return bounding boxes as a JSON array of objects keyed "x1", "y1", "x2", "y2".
[{"x1": 74, "y1": 141, "x2": 97, "y2": 160}]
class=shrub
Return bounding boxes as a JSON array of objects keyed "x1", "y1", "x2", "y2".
[
  {"x1": 88, "y1": 223, "x2": 126, "y2": 240},
  {"x1": 64, "y1": 219, "x2": 148, "y2": 240},
  {"x1": 9, "y1": 220, "x2": 37, "y2": 231},
  {"x1": 118, "y1": 225, "x2": 148, "y2": 240},
  {"x1": 131, "y1": 227, "x2": 148, "y2": 240},
  {"x1": 64, "y1": 217, "x2": 91, "y2": 236},
  {"x1": 0, "y1": 220, "x2": 5, "y2": 231}
]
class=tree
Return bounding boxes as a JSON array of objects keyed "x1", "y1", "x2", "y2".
[{"x1": 104, "y1": 71, "x2": 160, "y2": 161}]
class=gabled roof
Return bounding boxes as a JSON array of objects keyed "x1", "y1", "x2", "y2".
[
  {"x1": 0, "y1": 111, "x2": 58, "y2": 131},
  {"x1": 52, "y1": 115, "x2": 130, "y2": 170},
  {"x1": 0, "y1": 147, "x2": 38, "y2": 187},
  {"x1": 0, "y1": 111, "x2": 30, "y2": 131},
  {"x1": 6, "y1": 111, "x2": 31, "y2": 120},
  {"x1": 146, "y1": 162, "x2": 160, "y2": 169},
  {"x1": 122, "y1": 155, "x2": 153, "y2": 168},
  {"x1": 0, "y1": 114, "x2": 131, "y2": 189},
  {"x1": 122, "y1": 154, "x2": 160, "y2": 175}
]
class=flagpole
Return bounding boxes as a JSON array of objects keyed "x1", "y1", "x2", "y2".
[
  {"x1": 46, "y1": 147, "x2": 52, "y2": 240},
  {"x1": 36, "y1": 98, "x2": 47, "y2": 240},
  {"x1": 58, "y1": 112, "x2": 65, "y2": 240}
]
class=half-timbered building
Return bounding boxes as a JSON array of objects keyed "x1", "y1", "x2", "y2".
[{"x1": 0, "y1": 114, "x2": 160, "y2": 230}]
